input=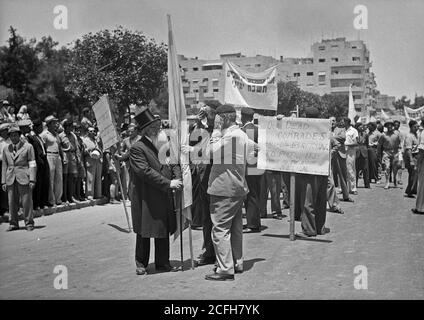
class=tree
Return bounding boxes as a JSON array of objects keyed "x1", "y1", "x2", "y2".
[
  {"x1": 321, "y1": 94, "x2": 348, "y2": 119},
  {"x1": 276, "y1": 81, "x2": 301, "y2": 116},
  {"x1": 393, "y1": 95, "x2": 411, "y2": 110},
  {"x1": 65, "y1": 27, "x2": 168, "y2": 116},
  {"x1": 413, "y1": 95, "x2": 424, "y2": 108}
]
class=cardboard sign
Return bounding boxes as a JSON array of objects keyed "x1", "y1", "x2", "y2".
[
  {"x1": 92, "y1": 95, "x2": 120, "y2": 150},
  {"x1": 257, "y1": 116, "x2": 331, "y2": 176}
]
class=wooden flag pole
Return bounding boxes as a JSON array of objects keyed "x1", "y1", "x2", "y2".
[
  {"x1": 188, "y1": 220, "x2": 195, "y2": 269},
  {"x1": 113, "y1": 144, "x2": 131, "y2": 232},
  {"x1": 179, "y1": 196, "x2": 184, "y2": 271},
  {"x1": 289, "y1": 173, "x2": 296, "y2": 241}
]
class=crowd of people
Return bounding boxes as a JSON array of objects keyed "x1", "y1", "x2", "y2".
[
  {"x1": 1, "y1": 97, "x2": 422, "y2": 281},
  {"x1": 0, "y1": 100, "x2": 141, "y2": 231}
]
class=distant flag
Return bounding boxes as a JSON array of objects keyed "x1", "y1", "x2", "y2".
[
  {"x1": 348, "y1": 84, "x2": 357, "y2": 123},
  {"x1": 380, "y1": 109, "x2": 390, "y2": 121},
  {"x1": 167, "y1": 15, "x2": 193, "y2": 242}
]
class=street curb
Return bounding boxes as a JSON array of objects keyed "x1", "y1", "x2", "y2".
[{"x1": 1, "y1": 198, "x2": 110, "y2": 223}]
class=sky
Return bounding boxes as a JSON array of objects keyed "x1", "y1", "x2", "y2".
[{"x1": 1, "y1": 0, "x2": 423, "y2": 100}]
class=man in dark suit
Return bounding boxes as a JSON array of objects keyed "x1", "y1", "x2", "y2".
[
  {"x1": 241, "y1": 107, "x2": 264, "y2": 233},
  {"x1": 355, "y1": 123, "x2": 370, "y2": 188},
  {"x1": 129, "y1": 108, "x2": 182, "y2": 275},
  {"x1": 2, "y1": 125, "x2": 36, "y2": 231},
  {"x1": 27, "y1": 118, "x2": 50, "y2": 210}
]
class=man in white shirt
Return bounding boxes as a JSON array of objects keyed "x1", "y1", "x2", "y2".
[{"x1": 343, "y1": 118, "x2": 359, "y2": 195}]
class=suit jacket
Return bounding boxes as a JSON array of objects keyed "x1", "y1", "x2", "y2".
[
  {"x1": 27, "y1": 133, "x2": 47, "y2": 167},
  {"x1": 2, "y1": 141, "x2": 36, "y2": 186},
  {"x1": 129, "y1": 135, "x2": 181, "y2": 238},
  {"x1": 356, "y1": 132, "x2": 369, "y2": 158},
  {"x1": 242, "y1": 121, "x2": 264, "y2": 176}
]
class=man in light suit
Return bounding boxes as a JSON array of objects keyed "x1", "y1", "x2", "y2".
[
  {"x1": 205, "y1": 104, "x2": 254, "y2": 281},
  {"x1": 2, "y1": 125, "x2": 36, "y2": 231}
]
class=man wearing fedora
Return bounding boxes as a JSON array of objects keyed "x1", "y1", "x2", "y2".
[
  {"x1": 377, "y1": 119, "x2": 402, "y2": 189},
  {"x1": 82, "y1": 126, "x2": 103, "y2": 200},
  {"x1": 129, "y1": 108, "x2": 182, "y2": 275},
  {"x1": 41, "y1": 115, "x2": 63, "y2": 206},
  {"x1": 2, "y1": 124, "x2": 36, "y2": 231}
]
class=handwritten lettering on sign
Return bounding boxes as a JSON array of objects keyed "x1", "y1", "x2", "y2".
[
  {"x1": 92, "y1": 95, "x2": 120, "y2": 150},
  {"x1": 257, "y1": 116, "x2": 331, "y2": 176}
]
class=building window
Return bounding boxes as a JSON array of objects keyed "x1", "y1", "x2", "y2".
[
  {"x1": 293, "y1": 72, "x2": 300, "y2": 77},
  {"x1": 193, "y1": 67, "x2": 199, "y2": 71},
  {"x1": 318, "y1": 73, "x2": 326, "y2": 82},
  {"x1": 332, "y1": 70, "x2": 339, "y2": 75},
  {"x1": 352, "y1": 46, "x2": 357, "y2": 49},
  {"x1": 212, "y1": 80, "x2": 219, "y2": 87},
  {"x1": 194, "y1": 89, "x2": 199, "y2": 93},
  {"x1": 331, "y1": 45, "x2": 339, "y2": 48},
  {"x1": 318, "y1": 58, "x2": 325, "y2": 63},
  {"x1": 352, "y1": 57, "x2": 361, "y2": 62},
  {"x1": 213, "y1": 88, "x2": 219, "y2": 93},
  {"x1": 331, "y1": 57, "x2": 339, "y2": 62},
  {"x1": 255, "y1": 64, "x2": 261, "y2": 67},
  {"x1": 306, "y1": 84, "x2": 313, "y2": 86},
  {"x1": 202, "y1": 78, "x2": 208, "y2": 82},
  {"x1": 352, "y1": 69, "x2": 362, "y2": 74},
  {"x1": 203, "y1": 88, "x2": 208, "y2": 93},
  {"x1": 307, "y1": 72, "x2": 314, "y2": 76},
  {"x1": 245, "y1": 64, "x2": 251, "y2": 67},
  {"x1": 318, "y1": 46, "x2": 325, "y2": 51},
  {"x1": 183, "y1": 88, "x2": 189, "y2": 94},
  {"x1": 353, "y1": 95, "x2": 362, "y2": 99},
  {"x1": 182, "y1": 68, "x2": 188, "y2": 72}
]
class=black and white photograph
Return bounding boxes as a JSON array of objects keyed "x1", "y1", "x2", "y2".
[{"x1": 0, "y1": 0, "x2": 423, "y2": 304}]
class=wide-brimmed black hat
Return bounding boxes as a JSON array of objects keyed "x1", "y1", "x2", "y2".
[{"x1": 133, "y1": 107, "x2": 160, "y2": 131}]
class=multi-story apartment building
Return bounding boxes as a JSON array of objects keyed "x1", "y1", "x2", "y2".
[{"x1": 179, "y1": 38, "x2": 378, "y2": 113}]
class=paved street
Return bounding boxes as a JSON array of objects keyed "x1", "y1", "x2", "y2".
[{"x1": 0, "y1": 175, "x2": 423, "y2": 300}]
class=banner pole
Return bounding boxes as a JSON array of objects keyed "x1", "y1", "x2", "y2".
[
  {"x1": 179, "y1": 196, "x2": 184, "y2": 271},
  {"x1": 113, "y1": 143, "x2": 131, "y2": 232},
  {"x1": 289, "y1": 173, "x2": 296, "y2": 241},
  {"x1": 188, "y1": 220, "x2": 195, "y2": 269}
]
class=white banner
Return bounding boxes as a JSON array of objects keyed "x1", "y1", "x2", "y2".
[
  {"x1": 257, "y1": 116, "x2": 331, "y2": 176},
  {"x1": 404, "y1": 106, "x2": 424, "y2": 120},
  {"x1": 224, "y1": 61, "x2": 277, "y2": 111}
]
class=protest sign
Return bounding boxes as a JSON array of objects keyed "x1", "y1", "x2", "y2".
[
  {"x1": 404, "y1": 106, "x2": 424, "y2": 120},
  {"x1": 92, "y1": 94, "x2": 120, "y2": 150},
  {"x1": 257, "y1": 116, "x2": 331, "y2": 176},
  {"x1": 223, "y1": 61, "x2": 277, "y2": 111}
]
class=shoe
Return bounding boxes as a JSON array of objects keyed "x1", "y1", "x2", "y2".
[
  {"x1": 384, "y1": 185, "x2": 389, "y2": 189},
  {"x1": 26, "y1": 225, "x2": 34, "y2": 231},
  {"x1": 342, "y1": 197, "x2": 354, "y2": 203},
  {"x1": 87, "y1": 196, "x2": 94, "y2": 201},
  {"x1": 296, "y1": 231, "x2": 316, "y2": 238},
  {"x1": 136, "y1": 266, "x2": 147, "y2": 275},
  {"x1": 411, "y1": 209, "x2": 424, "y2": 215},
  {"x1": 235, "y1": 266, "x2": 244, "y2": 274},
  {"x1": 156, "y1": 265, "x2": 178, "y2": 272},
  {"x1": 272, "y1": 213, "x2": 284, "y2": 220},
  {"x1": 110, "y1": 199, "x2": 120, "y2": 204},
  {"x1": 71, "y1": 197, "x2": 81, "y2": 203},
  {"x1": 205, "y1": 273, "x2": 234, "y2": 281},
  {"x1": 349, "y1": 191, "x2": 358, "y2": 195},
  {"x1": 328, "y1": 207, "x2": 344, "y2": 214},
  {"x1": 6, "y1": 225, "x2": 19, "y2": 232},
  {"x1": 318, "y1": 227, "x2": 331, "y2": 235},
  {"x1": 196, "y1": 255, "x2": 216, "y2": 266},
  {"x1": 405, "y1": 194, "x2": 415, "y2": 198},
  {"x1": 243, "y1": 227, "x2": 261, "y2": 233}
]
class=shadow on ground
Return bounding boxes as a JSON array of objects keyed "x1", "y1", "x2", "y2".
[{"x1": 262, "y1": 233, "x2": 332, "y2": 243}]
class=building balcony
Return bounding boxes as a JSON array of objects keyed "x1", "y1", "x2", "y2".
[
  {"x1": 204, "y1": 92, "x2": 215, "y2": 98},
  {"x1": 330, "y1": 73, "x2": 364, "y2": 80},
  {"x1": 331, "y1": 86, "x2": 363, "y2": 93},
  {"x1": 185, "y1": 93, "x2": 196, "y2": 98}
]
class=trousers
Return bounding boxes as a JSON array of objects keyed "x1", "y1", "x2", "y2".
[
  {"x1": 210, "y1": 195, "x2": 244, "y2": 275},
  {"x1": 331, "y1": 152, "x2": 349, "y2": 200},
  {"x1": 47, "y1": 153, "x2": 63, "y2": 205},
  {"x1": 86, "y1": 158, "x2": 102, "y2": 199},
  {"x1": 135, "y1": 235, "x2": 170, "y2": 268},
  {"x1": 346, "y1": 146, "x2": 357, "y2": 192},
  {"x1": 245, "y1": 175, "x2": 263, "y2": 229},
  {"x1": 8, "y1": 182, "x2": 33, "y2": 227}
]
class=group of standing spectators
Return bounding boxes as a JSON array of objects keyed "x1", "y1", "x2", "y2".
[{"x1": 0, "y1": 100, "x2": 141, "y2": 231}]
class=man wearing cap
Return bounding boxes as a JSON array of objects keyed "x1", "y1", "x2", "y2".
[
  {"x1": 27, "y1": 118, "x2": 50, "y2": 210},
  {"x1": 0, "y1": 122, "x2": 10, "y2": 216},
  {"x1": 205, "y1": 104, "x2": 255, "y2": 281},
  {"x1": 82, "y1": 126, "x2": 103, "y2": 200},
  {"x1": 344, "y1": 117, "x2": 359, "y2": 195},
  {"x1": 2, "y1": 125, "x2": 36, "y2": 231},
  {"x1": 355, "y1": 123, "x2": 370, "y2": 189},
  {"x1": 59, "y1": 119, "x2": 81, "y2": 203},
  {"x1": 17, "y1": 119, "x2": 33, "y2": 143},
  {"x1": 377, "y1": 119, "x2": 401, "y2": 189},
  {"x1": 41, "y1": 115, "x2": 63, "y2": 206},
  {"x1": 240, "y1": 106, "x2": 264, "y2": 233},
  {"x1": 129, "y1": 108, "x2": 182, "y2": 275}
]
